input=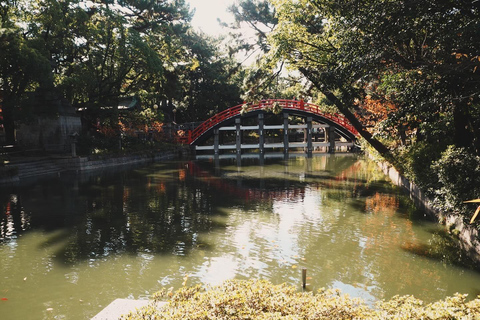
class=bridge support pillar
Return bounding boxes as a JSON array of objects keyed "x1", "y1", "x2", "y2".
[
  {"x1": 236, "y1": 118, "x2": 242, "y2": 165},
  {"x1": 214, "y1": 129, "x2": 220, "y2": 156},
  {"x1": 259, "y1": 113, "x2": 265, "y2": 165},
  {"x1": 349, "y1": 138, "x2": 357, "y2": 153},
  {"x1": 258, "y1": 113, "x2": 265, "y2": 155},
  {"x1": 306, "y1": 116, "x2": 313, "y2": 157},
  {"x1": 283, "y1": 113, "x2": 289, "y2": 159},
  {"x1": 328, "y1": 125, "x2": 336, "y2": 153}
]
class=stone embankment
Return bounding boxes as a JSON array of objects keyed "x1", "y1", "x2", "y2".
[
  {"x1": 0, "y1": 148, "x2": 188, "y2": 184},
  {"x1": 377, "y1": 161, "x2": 480, "y2": 267}
]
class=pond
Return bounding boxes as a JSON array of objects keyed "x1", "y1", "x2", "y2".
[{"x1": 1, "y1": 154, "x2": 479, "y2": 319}]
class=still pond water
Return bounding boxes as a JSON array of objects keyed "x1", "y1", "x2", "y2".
[{"x1": 1, "y1": 154, "x2": 480, "y2": 319}]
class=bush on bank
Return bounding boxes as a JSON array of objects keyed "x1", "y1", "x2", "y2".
[
  {"x1": 391, "y1": 144, "x2": 480, "y2": 225},
  {"x1": 120, "y1": 279, "x2": 480, "y2": 320},
  {"x1": 431, "y1": 146, "x2": 480, "y2": 219}
]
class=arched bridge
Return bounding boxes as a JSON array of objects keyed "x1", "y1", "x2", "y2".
[{"x1": 178, "y1": 99, "x2": 359, "y2": 157}]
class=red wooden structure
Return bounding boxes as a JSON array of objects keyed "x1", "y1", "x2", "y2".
[{"x1": 177, "y1": 99, "x2": 358, "y2": 145}]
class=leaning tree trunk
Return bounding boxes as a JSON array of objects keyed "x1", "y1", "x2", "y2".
[
  {"x1": 299, "y1": 68, "x2": 391, "y2": 159},
  {"x1": 323, "y1": 89, "x2": 390, "y2": 157}
]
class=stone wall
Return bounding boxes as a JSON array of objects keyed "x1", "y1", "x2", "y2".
[
  {"x1": 376, "y1": 161, "x2": 437, "y2": 219},
  {"x1": 0, "y1": 147, "x2": 189, "y2": 185},
  {"x1": 62, "y1": 152, "x2": 180, "y2": 172},
  {"x1": 16, "y1": 115, "x2": 82, "y2": 152}
]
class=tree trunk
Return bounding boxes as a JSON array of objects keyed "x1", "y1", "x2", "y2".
[
  {"x1": 323, "y1": 89, "x2": 391, "y2": 158},
  {"x1": 299, "y1": 68, "x2": 391, "y2": 159}
]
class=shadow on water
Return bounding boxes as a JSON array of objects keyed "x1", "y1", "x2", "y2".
[
  {"x1": 0, "y1": 161, "x2": 230, "y2": 265},
  {"x1": 1, "y1": 155, "x2": 478, "y2": 275},
  {"x1": 401, "y1": 228, "x2": 480, "y2": 271},
  {"x1": 1, "y1": 156, "x2": 354, "y2": 265}
]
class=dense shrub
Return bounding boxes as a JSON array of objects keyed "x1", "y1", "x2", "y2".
[
  {"x1": 431, "y1": 146, "x2": 480, "y2": 218},
  {"x1": 120, "y1": 279, "x2": 480, "y2": 320},
  {"x1": 76, "y1": 133, "x2": 120, "y2": 156},
  {"x1": 392, "y1": 144, "x2": 480, "y2": 222},
  {"x1": 393, "y1": 142, "x2": 443, "y2": 193}
]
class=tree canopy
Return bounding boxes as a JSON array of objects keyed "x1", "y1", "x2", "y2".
[
  {"x1": 262, "y1": 0, "x2": 480, "y2": 159},
  {"x1": 0, "y1": 0, "x2": 244, "y2": 145},
  {"x1": 2, "y1": 0, "x2": 480, "y2": 216},
  {"x1": 227, "y1": 0, "x2": 480, "y2": 218}
]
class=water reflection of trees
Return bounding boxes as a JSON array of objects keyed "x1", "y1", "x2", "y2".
[
  {"x1": 1, "y1": 156, "x2": 473, "y2": 303},
  {"x1": 191, "y1": 157, "x2": 475, "y2": 303},
  {"x1": 0, "y1": 194, "x2": 31, "y2": 242},
  {"x1": 59, "y1": 164, "x2": 232, "y2": 263},
  {"x1": 0, "y1": 163, "x2": 229, "y2": 264}
]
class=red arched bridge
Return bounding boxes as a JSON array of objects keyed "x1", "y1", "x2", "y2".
[{"x1": 177, "y1": 99, "x2": 359, "y2": 157}]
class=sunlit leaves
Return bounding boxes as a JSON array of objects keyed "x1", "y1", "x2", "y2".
[{"x1": 267, "y1": 0, "x2": 480, "y2": 155}]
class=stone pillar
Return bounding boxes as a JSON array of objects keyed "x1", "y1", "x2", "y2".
[
  {"x1": 71, "y1": 141, "x2": 77, "y2": 157},
  {"x1": 70, "y1": 133, "x2": 79, "y2": 157}
]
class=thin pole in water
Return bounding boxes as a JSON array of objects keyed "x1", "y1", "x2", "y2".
[{"x1": 302, "y1": 268, "x2": 307, "y2": 288}]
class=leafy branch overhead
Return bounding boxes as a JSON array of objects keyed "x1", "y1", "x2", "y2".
[{"x1": 230, "y1": 0, "x2": 480, "y2": 220}]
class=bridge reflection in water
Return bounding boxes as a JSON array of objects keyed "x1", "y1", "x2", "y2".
[{"x1": 179, "y1": 99, "x2": 360, "y2": 163}]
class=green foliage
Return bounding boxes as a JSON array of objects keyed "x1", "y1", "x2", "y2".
[
  {"x1": 393, "y1": 144, "x2": 480, "y2": 221},
  {"x1": 0, "y1": 21, "x2": 53, "y2": 143},
  {"x1": 121, "y1": 279, "x2": 480, "y2": 320},
  {"x1": 1, "y1": 0, "x2": 244, "y2": 148},
  {"x1": 264, "y1": 100, "x2": 282, "y2": 114},
  {"x1": 174, "y1": 31, "x2": 243, "y2": 122},
  {"x1": 431, "y1": 146, "x2": 480, "y2": 217},
  {"x1": 260, "y1": 0, "x2": 480, "y2": 158},
  {"x1": 228, "y1": 0, "x2": 277, "y2": 59},
  {"x1": 394, "y1": 142, "x2": 443, "y2": 192}
]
